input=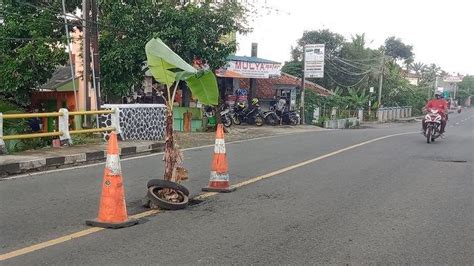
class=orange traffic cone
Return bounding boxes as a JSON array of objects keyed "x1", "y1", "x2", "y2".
[
  {"x1": 86, "y1": 132, "x2": 138, "y2": 229},
  {"x1": 202, "y1": 124, "x2": 236, "y2": 193}
]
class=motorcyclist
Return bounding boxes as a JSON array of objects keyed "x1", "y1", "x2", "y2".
[{"x1": 422, "y1": 91, "x2": 448, "y2": 134}]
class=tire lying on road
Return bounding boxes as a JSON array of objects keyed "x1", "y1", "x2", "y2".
[
  {"x1": 146, "y1": 179, "x2": 190, "y2": 196},
  {"x1": 147, "y1": 186, "x2": 189, "y2": 210}
]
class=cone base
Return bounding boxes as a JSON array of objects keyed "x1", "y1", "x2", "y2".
[
  {"x1": 202, "y1": 186, "x2": 237, "y2": 193},
  {"x1": 86, "y1": 218, "x2": 138, "y2": 229}
]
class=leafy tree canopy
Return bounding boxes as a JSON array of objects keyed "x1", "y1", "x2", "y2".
[
  {"x1": 384, "y1": 36, "x2": 414, "y2": 64},
  {"x1": 0, "y1": 1, "x2": 68, "y2": 106},
  {"x1": 1, "y1": 0, "x2": 250, "y2": 103},
  {"x1": 98, "y1": 0, "x2": 250, "y2": 97}
]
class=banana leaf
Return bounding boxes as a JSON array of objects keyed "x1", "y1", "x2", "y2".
[{"x1": 145, "y1": 38, "x2": 218, "y2": 106}]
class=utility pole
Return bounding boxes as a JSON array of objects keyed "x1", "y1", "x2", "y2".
[
  {"x1": 82, "y1": 0, "x2": 91, "y2": 125},
  {"x1": 249, "y1": 43, "x2": 258, "y2": 106},
  {"x1": 432, "y1": 76, "x2": 438, "y2": 98},
  {"x1": 300, "y1": 44, "x2": 306, "y2": 124},
  {"x1": 377, "y1": 52, "x2": 384, "y2": 107},
  {"x1": 90, "y1": 0, "x2": 101, "y2": 109},
  {"x1": 62, "y1": 0, "x2": 78, "y2": 111}
]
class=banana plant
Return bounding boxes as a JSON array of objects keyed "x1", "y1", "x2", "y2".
[{"x1": 145, "y1": 37, "x2": 219, "y2": 182}]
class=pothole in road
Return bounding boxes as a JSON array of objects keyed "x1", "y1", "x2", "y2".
[
  {"x1": 434, "y1": 159, "x2": 468, "y2": 163},
  {"x1": 188, "y1": 198, "x2": 205, "y2": 206}
]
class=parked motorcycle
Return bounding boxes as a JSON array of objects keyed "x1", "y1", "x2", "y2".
[
  {"x1": 204, "y1": 106, "x2": 232, "y2": 128},
  {"x1": 270, "y1": 105, "x2": 300, "y2": 125},
  {"x1": 424, "y1": 109, "x2": 442, "y2": 143},
  {"x1": 263, "y1": 110, "x2": 279, "y2": 126},
  {"x1": 232, "y1": 103, "x2": 265, "y2": 126}
]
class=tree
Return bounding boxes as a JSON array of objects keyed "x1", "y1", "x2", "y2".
[
  {"x1": 283, "y1": 29, "x2": 346, "y2": 90},
  {"x1": 281, "y1": 60, "x2": 303, "y2": 78},
  {"x1": 290, "y1": 29, "x2": 345, "y2": 61},
  {"x1": 0, "y1": 1, "x2": 67, "y2": 106},
  {"x1": 411, "y1": 62, "x2": 425, "y2": 76},
  {"x1": 419, "y1": 63, "x2": 443, "y2": 88},
  {"x1": 146, "y1": 37, "x2": 218, "y2": 191},
  {"x1": 384, "y1": 36, "x2": 414, "y2": 65},
  {"x1": 98, "y1": 0, "x2": 250, "y2": 99},
  {"x1": 458, "y1": 75, "x2": 474, "y2": 104}
]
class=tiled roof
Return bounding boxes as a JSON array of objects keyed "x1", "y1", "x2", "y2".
[{"x1": 240, "y1": 72, "x2": 333, "y2": 99}]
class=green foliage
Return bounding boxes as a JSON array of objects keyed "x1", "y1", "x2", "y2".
[
  {"x1": 346, "y1": 88, "x2": 369, "y2": 110},
  {"x1": 145, "y1": 38, "x2": 219, "y2": 106},
  {"x1": 384, "y1": 36, "x2": 414, "y2": 63},
  {"x1": 458, "y1": 75, "x2": 474, "y2": 104},
  {"x1": 99, "y1": 0, "x2": 250, "y2": 98},
  {"x1": 0, "y1": 100, "x2": 52, "y2": 153},
  {"x1": 291, "y1": 29, "x2": 345, "y2": 61},
  {"x1": 284, "y1": 30, "x2": 380, "y2": 93},
  {"x1": 281, "y1": 60, "x2": 303, "y2": 78},
  {"x1": 0, "y1": 1, "x2": 67, "y2": 105}
]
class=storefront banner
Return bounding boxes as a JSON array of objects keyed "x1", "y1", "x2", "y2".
[{"x1": 224, "y1": 60, "x2": 281, "y2": 79}]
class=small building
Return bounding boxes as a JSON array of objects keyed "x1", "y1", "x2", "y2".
[
  {"x1": 31, "y1": 65, "x2": 79, "y2": 132},
  {"x1": 216, "y1": 55, "x2": 332, "y2": 110}
]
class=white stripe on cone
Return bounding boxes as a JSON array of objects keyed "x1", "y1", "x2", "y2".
[
  {"x1": 105, "y1": 154, "x2": 122, "y2": 175},
  {"x1": 214, "y1": 138, "x2": 226, "y2": 154},
  {"x1": 210, "y1": 171, "x2": 229, "y2": 181}
]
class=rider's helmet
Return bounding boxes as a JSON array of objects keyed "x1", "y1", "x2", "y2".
[
  {"x1": 237, "y1": 102, "x2": 245, "y2": 109},
  {"x1": 434, "y1": 91, "x2": 442, "y2": 99},
  {"x1": 251, "y1": 98, "x2": 259, "y2": 105}
]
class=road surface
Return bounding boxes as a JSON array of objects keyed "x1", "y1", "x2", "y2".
[{"x1": 1, "y1": 109, "x2": 473, "y2": 264}]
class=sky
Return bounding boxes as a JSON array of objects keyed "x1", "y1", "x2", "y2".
[{"x1": 236, "y1": 0, "x2": 473, "y2": 75}]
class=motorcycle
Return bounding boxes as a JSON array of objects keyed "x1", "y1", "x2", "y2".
[
  {"x1": 270, "y1": 105, "x2": 300, "y2": 125},
  {"x1": 232, "y1": 104, "x2": 265, "y2": 126},
  {"x1": 423, "y1": 109, "x2": 442, "y2": 143},
  {"x1": 263, "y1": 110, "x2": 280, "y2": 126},
  {"x1": 204, "y1": 106, "x2": 233, "y2": 128}
]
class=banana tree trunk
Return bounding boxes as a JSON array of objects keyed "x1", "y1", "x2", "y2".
[{"x1": 164, "y1": 106, "x2": 177, "y2": 182}]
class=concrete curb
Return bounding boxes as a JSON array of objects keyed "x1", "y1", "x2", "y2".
[{"x1": 0, "y1": 142, "x2": 165, "y2": 177}]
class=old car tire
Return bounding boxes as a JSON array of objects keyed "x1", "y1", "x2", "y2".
[
  {"x1": 146, "y1": 179, "x2": 190, "y2": 196},
  {"x1": 147, "y1": 186, "x2": 189, "y2": 210}
]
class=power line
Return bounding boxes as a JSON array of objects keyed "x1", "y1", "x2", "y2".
[
  {"x1": 0, "y1": 8, "x2": 93, "y2": 31},
  {"x1": 333, "y1": 54, "x2": 382, "y2": 63},
  {"x1": 0, "y1": 36, "x2": 81, "y2": 41},
  {"x1": 326, "y1": 58, "x2": 373, "y2": 76},
  {"x1": 14, "y1": 0, "x2": 125, "y2": 32},
  {"x1": 326, "y1": 72, "x2": 369, "y2": 88},
  {"x1": 330, "y1": 56, "x2": 375, "y2": 72}
]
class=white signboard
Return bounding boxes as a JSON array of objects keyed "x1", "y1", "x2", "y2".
[
  {"x1": 304, "y1": 44, "x2": 325, "y2": 78},
  {"x1": 225, "y1": 60, "x2": 281, "y2": 79},
  {"x1": 443, "y1": 76, "x2": 463, "y2": 83}
]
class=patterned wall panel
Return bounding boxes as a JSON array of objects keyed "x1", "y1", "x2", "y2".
[{"x1": 100, "y1": 104, "x2": 167, "y2": 141}]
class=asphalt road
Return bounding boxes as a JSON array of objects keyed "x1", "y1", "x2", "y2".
[{"x1": 1, "y1": 109, "x2": 473, "y2": 264}]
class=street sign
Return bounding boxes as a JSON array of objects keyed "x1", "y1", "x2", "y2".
[
  {"x1": 443, "y1": 76, "x2": 463, "y2": 83},
  {"x1": 304, "y1": 44, "x2": 325, "y2": 78},
  {"x1": 369, "y1": 87, "x2": 374, "y2": 93}
]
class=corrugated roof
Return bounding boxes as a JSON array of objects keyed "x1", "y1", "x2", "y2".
[
  {"x1": 227, "y1": 55, "x2": 280, "y2": 64},
  {"x1": 41, "y1": 65, "x2": 78, "y2": 90}
]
